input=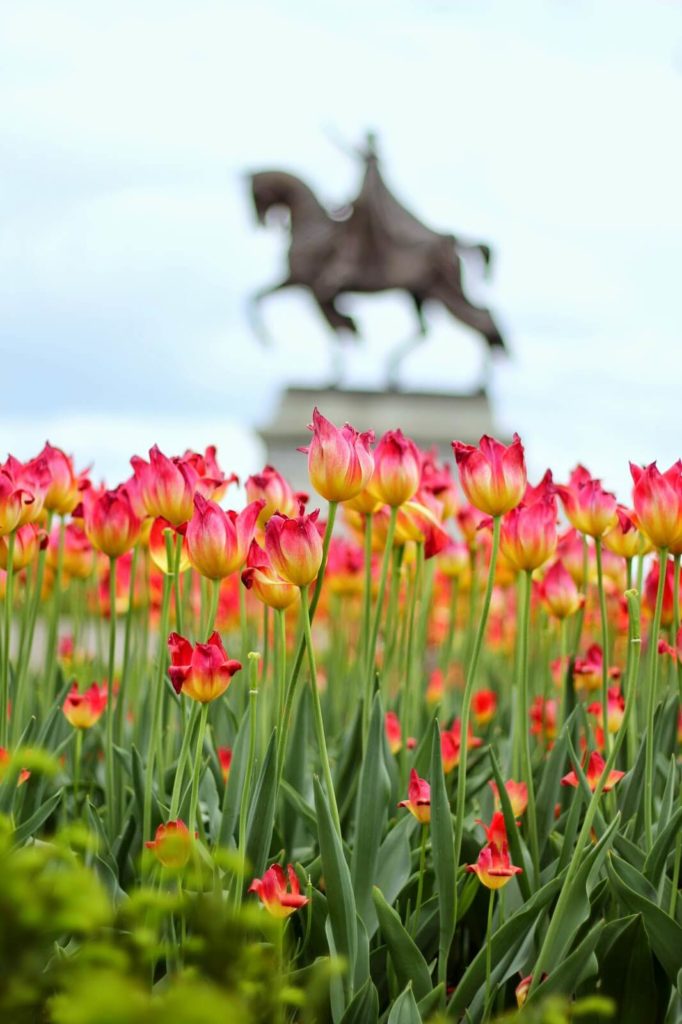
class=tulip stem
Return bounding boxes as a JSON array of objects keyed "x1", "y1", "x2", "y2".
[
  {"x1": 43, "y1": 515, "x2": 66, "y2": 714},
  {"x1": 365, "y1": 505, "x2": 398, "y2": 739},
  {"x1": 73, "y1": 727, "x2": 83, "y2": 813},
  {"x1": 440, "y1": 577, "x2": 459, "y2": 676},
  {"x1": 275, "y1": 609, "x2": 286, "y2": 738},
  {"x1": 571, "y1": 535, "x2": 590, "y2": 657},
  {"x1": 301, "y1": 585, "x2": 341, "y2": 837},
  {"x1": 528, "y1": 589, "x2": 641, "y2": 999},
  {"x1": 673, "y1": 555, "x2": 682, "y2": 701},
  {"x1": 206, "y1": 578, "x2": 220, "y2": 636},
  {"x1": 276, "y1": 503, "x2": 337, "y2": 777},
  {"x1": 188, "y1": 701, "x2": 210, "y2": 837},
  {"x1": 519, "y1": 570, "x2": 540, "y2": 884},
  {"x1": 0, "y1": 531, "x2": 15, "y2": 748},
  {"x1": 235, "y1": 654, "x2": 259, "y2": 909},
  {"x1": 169, "y1": 701, "x2": 200, "y2": 819},
  {"x1": 105, "y1": 556, "x2": 118, "y2": 837},
  {"x1": 115, "y1": 544, "x2": 138, "y2": 750},
  {"x1": 452, "y1": 515, "x2": 501, "y2": 948},
  {"x1": 13, "y1": 511, "x2": 53, "y2": 739},
  {"x1": 412, "y1": 823, "x2": 428, "y2": 937},
  {"x1": 594, "y1": 538, "x2": 611, "y2": 753},
  {"x1": 360, "y1": 512, "x2": 373, "y2": 667},
  {"x1": 644, "y1": 547, "x2": 668, "y2": 848},
  {"x1": 484, "y1": 888, "x2": 495, "y2": 1020},
  {"x1": 172, "y1": 533, "x2": 184, "y2": 635}
]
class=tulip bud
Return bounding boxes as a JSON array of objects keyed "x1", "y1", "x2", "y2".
[
  {"x1": 24, "y1": 443, "x2": 84, "y2": 516},
  {"x1": 556, "y1": 475, "x2": 618, "y2": 538},
  {"x1": 397, "y1": 768, "x2": 431, "y2": 824},
  {"x1": 540, "y1": 559, "x2": 583, "y2": 619},
  {"x1": 145, "y1": 820, "x2": 195, "y2": 868},
  {"x1": 168, "y1": 631, "x2": 242, "y2": 703},
  {"x1": 369, "y1": 430, "x2": 421, "y2": 507},
  {"x1": 131, "y1": 446, "x2": 198, "y2": 526},
  {"x1": 83, "y1": 485, "x2": 141, "y2": 559},
  {"x1": 186, "y1": 494, "x2": 263, "y2": 580},
  {"x1": 245, "y1": 465, "x2": 299, "y2": 527},
  {"x1": 264, "y1": 506, "x2": 324, "y2": 587},
  {"x1": 500, "y1": 496, "x2": 557, "y2": 572},
  {"x1": 452, "y1": 433, "x2": 526, "y2": 517},
  {"x1": 63, "y1": 683, "x2": 108, "y2": 729},
  {"x1": 301, "y1": 407, "x2": 374, "y2": 502},
  {"x1": 630, "y1": 461, "x2": 682, "y2": 550},
  {"x1": 0, "y1": 524, "x2": 46, "y2": 571},
  {"x1": 385, "y1": 710, "x2": 402, "y2": 754},
  {"x1": 241, "y1": 540, "x2": 299, "y2": 610},
  {"x1": 0, "y1": 471, "x2": 26, "y2": 537},
  {"x1": 603, "y1": 506, "x2": 650, "y2": 559}
]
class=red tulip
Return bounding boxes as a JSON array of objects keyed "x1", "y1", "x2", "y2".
[
  {"x1": 385, "y1": 710, "x2": 402, "y2": 754},
  {"x1": 186, "y1": 494, "x2": 263, "y2": 580},
  {"x1": 441, "y1": 718, "x2": 482, "y2": 772},
  {"x1": 556, "y1": 474, "x2": 617, "y2": 538},
  {"x1": 369, "y1": 430, "x2": 421, "y2": 507},
  {"x1": 472, "y1": 689, "x2": 497, "y2": 727},
  {"x1": 148, "y1": 517, "x2": 190, "y2": 575},
  {"x1": 145, "y1": 820, "x2": 195, "y2": 868},
  {"x1": 398, "y1": 769, "x2": 431, "y2": 824},
  {"x1": 603, "y1": 506, "x2": 650, "y2": 559},
  {"x1": 264, "y1": 506, "x2": 323, "y2": 587},
  {"x1": 0, "y1": 523, "x2": 46, "y2": 571},
  {"x1": 63, "y1": 682, "x2": 108, "y2": 729},
  {"x1": 560, "y1": 750, "x2": 624, "y2": 792},
  {"x1": 500, "y1": 495, "x2": 557, "y2": 571},
  {"x1": 82, "y1": 485, "x2": 141, "y2": 558},
  {"x1": 490, "y1": 779, "x2": 528, "y2": 818},
  {"x1": 249, "y1": 863, "x2": 310, "y2": 918},
  {"x1": 131, "y1": 446, "x2": 198, "y2": 526},
  {"x1": 245, "y1": 465, "x2": 300, "y2": 527},
  {"x1": 540, "y1": 559, "x2": 583, "y2": 620},
  {"x1": 573, "y1": 644, "x2": 621, "y2": 696},
  {"x1": 241, "y1": 539, "x2": 299, "y2": 610},
  {"x1": 452, "y1": 434, "x2": 526, "y2": 517},
  {"x1": 167, "y1": 631, "x2": 242, "y2": 703},
  {"x1": 24, "y1": 443, "x2": 83, "y2": 516},
  {"x1": 630, "y1": 460, "x2": 682, "y2": 550},
  {"x1": 301, "y1": 407, "x2": 374, "y2": 502}
]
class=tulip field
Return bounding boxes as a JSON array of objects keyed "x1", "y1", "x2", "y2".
[{"x1": 1, "y1": 410, "x2": 682, "y2": 1023}]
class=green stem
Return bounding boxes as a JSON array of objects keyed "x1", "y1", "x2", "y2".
[
  {"x1": 105, "y1": 556, "x2": 118, "y2": 836},
  {"x1": 452, "y1": 516, "x2": 501, "y2": 943},
  {"x1": 206, "y1": 577, "x2": 220, "y2": 636},
  {"x1": 235, "y1": 654, "x2": 259, "y2": 909},
  {"x1": 188, "y1": 702, "x2": 210, "y2": 835},
  {"x1": 519, "y1": 570, "x2": 541, "y2": 883},
  {"x1": 673, "y1": 554, "x2": 682, "y2": 704},
  {"x1": 275, "y1": 608, "x2": 286, "y2": 737},
  {"x1": 570, "y1": 535, "x2": 590, "y2": 657},
  {"x1": 484, "y1": 887, "x2": 495, "y2": 1020},
  {"x1": 115, "y1": 545, "x2": 138, "y2": 748},
  {"x1": 14, "y1": 511, "x2": 53, "y2": 733},
  {"x1": 412, "y1": 824, "x2": 428, "y2": 937},
  {"x1": 173, "y1": 533, "x2": 184, "y2": 635},
  {"x1": 528, "y1": 589, "x2": 641, "y2": 998},
  {"x1": 360, "y1": 513, "x2": 373, "y2": 667},
  {"x1": 0, "y1": 531, "x2": 15, "y2": 748},
  {"x1": 401, "y1": 543, "x2": 424, "y2": 773},
  {"x1": 73, "y1": 727, "x2": 83, "y2": 813},
  {"x1": 169, "y1": 702, "x2": 200, "y2": 819},
  {"x1": 365, "y1": 505, "x2": 398, "y2": 738},
  {"x1": 594, "y1": 538, "x2": 611, "y2": 753},
  {"x1": 301, "y1": 585, "x2": 341, "y2": 836},
  {"x1": 440, "y1": 576, "x2": 459, "y2": 675},
  {"x1": 644, "y1": 548, "x2": 668, "y2": 848},
  {"x1": 43, "y1": 515, "x2": 66, "y2": 713}
]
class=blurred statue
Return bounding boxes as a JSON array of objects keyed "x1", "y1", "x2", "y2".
[{"x1": 248, "y1": 134, "x2": 506, "y2": 388}]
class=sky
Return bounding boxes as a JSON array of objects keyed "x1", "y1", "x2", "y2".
[{"x1": 2, "y1": 0, "x2": 681, "y2": 497}]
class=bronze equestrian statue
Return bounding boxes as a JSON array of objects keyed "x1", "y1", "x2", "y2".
[{"x1": 248, "y1": 135, "x2": 506, "y2": 388}]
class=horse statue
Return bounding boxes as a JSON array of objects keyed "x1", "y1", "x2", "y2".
[{"x1": 248, "y1": 135, "x2": 506, "y2": 388}]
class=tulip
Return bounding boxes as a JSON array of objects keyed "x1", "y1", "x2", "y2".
[
  {"x1": 183, "y1": 446, "x2": 238, "y2": 502},
  {"x1": 573, "y1": 644, "x2": 621, "y2": 696},
  {"x1": 472, "y1": 689, "x2": 497, "y2": 727},
  {"x1": 131, "y1": 446, "x2": 198, "y2": 526},
  {"x1": 466, "y1": 841, "x2": 522, "y2": 890},
  {"x1": 385, "y1": 710, "x2": 402, "y2": 754},
  {"x1": 643, "y1": 556, "x2": 680, "y2": 627},
  {"x1": 241, "y1": 539, "x2": 299, "y2": 610},
  {"x1": 369, "y1": 430, "x2": 421, "y2": 507},
  {"x1": 529, "y1": 696, "x2": 558, "y2": 745},
  {"x1": 476, "y1": 811, "x2": 510, "y2": 852},
  {"x1": 0, "y1": 524, "x2": 46, "y2": 571},
  {"x1": 167, "y1": 631, "x2": 242, "y2": 703},
  {"x1": 63, "y1": 682, "x2": 108, "y2": 729},
  {"x1": 397, "y1": 768, "x2": 431, "y2": 824},
  {"x1": 603, "y1": 506, "x2": 650, "y2": 559},
  {"x1": 148, "y1": 517, "x2": 191, "y2": 575},
  {"x1": 82, "y1": 485, "x2": 141, "y2": 559},
  {"x1": 0, "y1": 471, "x2": 26, "y2": 537},
  {"x1": 300, "y1": 407, "x2": 374, "y2": 502},
  {"x1": 500, "y1": 495, "x2": 557, "y2": 572},
  {"x1": 523, "y1": 468, "x2": 555, "y2": 505},
  {"x1": 248, "y1": 863, "x2": 310, "y2": 918},
  {"x1": 452, "y1": 433, "x2": 526, "y2": 517},
  {"x1": 556, "y1": 527, "x2": 588, "y2": 586},
  {"x1": 441, "y1": 718, "x2": 482, "y2": 773},
  {"x1": 556, "y1": 475, "x2": 617, "y2": 538},
  {"x1": 420, "y1": 452, "x2": 459, "y2": 518},
  {"x1": 245, "y1": 465, "x2": 300, "y2": 527},
  {"x1": 3, "y1": 454, "x2": 49, "y2": 525},
  {"x1": 490, "y1": 779, "x2": 528, "y2": 818},
  {"x1": 456, "y1": 504, "x2": 485, "y2": 549},
  {"x1": 0, "y1": 748, "x2": 30, "y2": 786},
  {"x1": 658, "y1": 624, "x2": 682, "y2": 662},
  {"x1": 24, "y1": 443, "x2": 83, "y2": 515},
  {"x1": 540, "y1": 559, "x2": 583, "y2": 619},
  {"x1": 560, "y1": 750, "x2": 624, "y2": 792},
  {"x1": 587, "y1": 686, "x2": 625, "y2": 734},
  {"x1": 186, "y1": 494, "x2": 263, "y2": 580},
  {"x1": 217, "y1": 746, "x2": 232, "y2": 783},
  {"x1": 264, "y1": 506, "x2": 323, "y2": 587},
  {"x1": 630, "y1": 461, "x2": 682, "y2": 550},
  {"x1": 145, "y1": 820, "x2": 195, "y2": 868}
]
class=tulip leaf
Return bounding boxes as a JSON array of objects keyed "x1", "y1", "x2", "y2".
[
  {"x1": 314, "y1": 775, "x2": 358, "y2": 1006},
  {"x1": 245, "y1": 729, "x2": 277, "y2": 878},
  {"x1": 281, "y1": 686, "x2": 311, "y2": 850},
  {"x1": 526, "y1": 920, "x2": 604, "y2": 1006},
  {"x1": 131, "y1": 744, "x2": 163, "y2": 834},
  {"x1": 644, "y1": 806, "x2": 682, "y2": 888},
  {"x1": 489, "y1": 746, "x2": 531, "y2": 900},
  {"x1": 535, "y1": 715, "x2": 571, "y2": 854},
  {"x1": 448, "y1": 873, "x2": 564, "y2": 1017},
  {"x1": 371, "y1": 886, "x2": 432, "y2": 1002},
  {"x1": 350, "y1": 693, "x2": 390, "y2": 931},
  {"x1": 372, "y1": 815, "x2": 416, "y2": 936},
  {"x1": 429, "y1": 720, "x2": 456, "y2": 981},
  {"x1": 387, "y1": 983, "x2": 423, "y2": 1024},
  {"x1": 218, "y1": 704, "x2": 251, "y2": 847},
  {"x1": 11, "y1": 790, "x2": 61, "y2": 847},
  {"x1": 597, "y1": 914, "x2": 669, "y2": 1024},
  {"x1": 339, "y1": 977, "x2": 378, "y2": 1024},
  {"x1": 607, "y1": 854, "x2": 682, "y2": 985}
]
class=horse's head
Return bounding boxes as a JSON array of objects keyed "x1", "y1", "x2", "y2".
[{"x1": 249, "y1": 170, "x2": 324, "y2": 226}]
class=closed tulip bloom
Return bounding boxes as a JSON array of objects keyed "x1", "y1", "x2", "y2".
[
  {"x1": 3, "y1": 455, "x2": 48, "y2": 526},
  {"x1": 385, "y1": 710, "x2": 402, "y2": 754},
  {"x1": 131, "y1": 446, "x2": 198, "y2": 526},
  {"x1": 83, "y1": 485, "x2": 141, "y2": 558},
  {"x1": 588, "y1": 686, "x2": 625, "y2": 734},
  {"x1": 0, "y1": 471, "x2": 27, "y2": 537},
  {"x1": 490, "y1": 779, "x2": 528, "y2": 819},
  {"x1": 420, "y1": 452, "x2": 459, "y2": 519},
  {"x1": 168, "y1": 631, "x2": 242, "y2": 703},
  {"x1": 472, "y1": 689, "x2": 497, "y2": 727},
  {"x1": 265, "y1": 506, "x2": 323, "y2": 587},
  {"x1": 630, "y1": 461, "x2": 682, "y2": 550},
  {"x1": 500, "y1": 496, "x2": 557, "y2": 572},
  {"x1": 453, "y1": 433, "x2": 526, "y2": 517},
  {"x1": 398, "y1": 769, "x2": 431, "y2": 824},
  {"x1": 369, "y1": 430, "x2": 421, "y2": 507},
  {"x1": 301, "y1": 407, "x2": 374, "y2": 502},
  {"x1": 145, "y1": 820, "x2": 195, "y2": 868},
  {"x1": 245, "y1": 465, "x2": 299, "y2": 527},
  {"x1": 63, "y1": 682, "x2": 108, "y2": 729},
  {"x1": 603, "y1": 506, "x2": 650, "y2": 559},
  {"x1": 556, "y1": 475, "x2": 617, "y2": 538},
  {"x1": 186, "y1": 494, "x2": 263, "y2": 580},
  {"x1": 217, "y1": 746, "x2": 232, "y2": 782},
  {"x1": 540, "y1": 559, "x2": 583, "y2": 619},
  {"x1": 148, "y1": 517, "x2": 191, "y2": 575},
  {"x1": 25, "y1": 443, "x2": 83, "y2": 516},
  {"x1": 441, "y1": 719, "x2": 482, "y2": 773},
  {"x1": 249, "y1": 863, "x2": 310, "y2": 918},
  {"x1": 0, "y1": 524, "x2": 46, "y2": 571},
  {"x1": 530, "y1": 696, "x2": 558, "y2": 745},
  {"x1": 241, "y1": 539, "x2": 299, "y2": 610},
  {"x1": 560, "y1": 750, "x2": 624, "y2": 792},
  {"x1": 556, "y1": 527, "x2": 588, "y2": 586}
]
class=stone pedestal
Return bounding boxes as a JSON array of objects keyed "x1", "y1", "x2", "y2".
[{"x1": 258, "y1": 386, "x2": 498, "y2": 494}]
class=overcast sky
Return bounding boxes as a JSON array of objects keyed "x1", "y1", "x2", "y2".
[{"x1": 2, "y1": 0, "x2": 681, "y2": 496}]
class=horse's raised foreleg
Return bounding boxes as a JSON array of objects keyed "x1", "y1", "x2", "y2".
[
  {"x1": 247, "y1": 278, "x2": 294, "y2": 347},
  {"x1": 432, "y1": 283, "x2": 506, "y2": 351},
  {"x1": 385, "y1": 294, "x2": 428, "y2": 391}
]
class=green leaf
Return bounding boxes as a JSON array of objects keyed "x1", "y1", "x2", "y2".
[
  {"x1": 131, "y1": 744, "x2": 163, "y2": 834},
  {"x1": 314, "y1": 775, "x2": 358, "y2": 1005},
  {"x1": 417, "y1": 983, "x2": 444, "y2": 1019},
  {"x1": 387, "y1": 983, "x2": 422, "y2": 1024},
  {"x1": 430, "y1": 720, "x2": 456, "y2": 983},
  {"x1": 535, "y1": 713, "x2": 571, "y2": 854},
  {"x1": 371, "y1": 886, "x2": 432, "y2": 1002},
  {"x1": 282, "y1": 686, "x2": 311, "y2": 850},
  {"x1": 644, "y1": 806, "x2": 682, "y2": 889},
  {"x1": 218, "y1": 704, "x2": 251, "y2": 847},
  {"x1": 526, "y1": 921, "x2": 603, "y2": 1006},
  {"x1": 372, "y1": 815, "x2": 416, "y2": 937},
  {"x1": 597, "y1": 914, "x2": 669, "y2": 1024},
  {"x1": 655, "y1": 756, "x2": 678, "y2": 840},
  {"x1": 350, "y1": 694, "x2": 390, "y2": 930},
  {"x1": 489, "y1": 746, "x2": 531, "y2": 900},
  {"x1": 339, "y1": 977, "x2": 378, "y2": 1024},
  {"x1": 11, "y1": 790, "x2": 61, "y2": 846},
  {"x1": 245, "y1": 730, "x2": 277, "y2": 878},
  {"x1": 607, "y1": 854, "x2": 682, "y2": 985}
]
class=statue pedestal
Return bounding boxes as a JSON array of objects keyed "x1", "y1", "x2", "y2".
[{"x1": 258, "y1": 386, "x2": 498, "y2": 494}]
